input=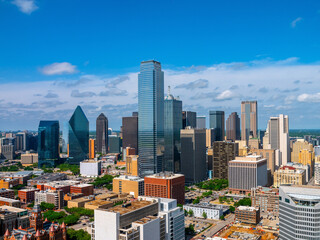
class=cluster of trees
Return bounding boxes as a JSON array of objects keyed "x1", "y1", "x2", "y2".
[
  {"x1": 196, "y1": 179, "x2": 228, "y2": 191},
  {"x1": 185, "y1": 224, "x2": 196, "y2": 235},
  {"x1": 67, "y1": 229, "x2": 91, "y2": 240},
  {"x1": 234, "y1": 197, "x2": 252, "y2": 207},
  {"x1": 64, "y1": 207, "x2": 94, "y2": 217},
  {"x1": 42, "y1": 210, "x2": 80, "y2": 225},
  {"x1": 57, "y1": 164, "x2": 80, "y2": 175},
  {"x1": 0, "y1": 165, "x2": 20, "y2": 171},
  {"x1": 90, "y1": 175, "x2": 114, "y2": 189},
  {"x1": 184, "y1": 209, "x2": 194, "y2": 217},
  {"x1": 40, "y1": 202, "x2": 55, "y2": 211}
]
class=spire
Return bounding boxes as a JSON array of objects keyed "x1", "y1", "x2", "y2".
[
  {"x1": 19, "y1": 225, "x2": 23, "y2": 230},
  {"x1": 50, "y1": 225, "x2": 55, "y2": 232},
  {"x1": 61, "y1": 222, "x2": 66, "y2": 228},
  {"x1": 4, "y1": 229, "x2": 10, "y2": 236},
  {"x1": 35, "y1": 230, "x2": 41, "y2": 237},
  {"x1": 22, "y1": 235, "x2": 28, "y2": 240}
]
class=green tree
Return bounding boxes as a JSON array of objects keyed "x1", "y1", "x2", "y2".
[
  {"x1": 220, "y1": 215, "x2": 225, "y2": 220},
  {"x1": 67, "y1": 228, "x2": 91, "y2": 240},
  {"x1": 229, "y1": 205, "x2": 235, "y2": 213},
  {"x1": 188, "y1": 209, "x2": 194, "y2": 217},
  {"x1": 202, "y1": 211, "x2": 207, "y2": 219},
  {"x1": 192, "y1": 197, "x2": 200, "y2": 204},
  {"x1": 234, "y1": 198, "x2": 252, "y2": 207},
  {"x1": 184, "y1": 209, "x2": 188, "y2": 216},
  {"x1": 40, "y1": 202, "x2": 55, "y2": 211}
]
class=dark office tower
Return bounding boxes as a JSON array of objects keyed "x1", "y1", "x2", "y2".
[
  {"x1": 138, "y1": 60, "x2": 164, "y2": 177},
  {"x1": 164, "y1": 88, "x2": 182, "y2": 173},
  {"x1": 226, "y1": 112, "x2": 240, "y2": 141},
  {"x1": 96, "y1": 113, "x2": 108, "y2": 154},
  {"x1": 209, "y1": 111, "x2": 225, "y2": 141},
  {"x1": 15, "y1": 134, "x2": 24, "y2": 151},
  {"x1": 108, "y1": 135, "x2": 121, "y2": 153},
  {"x1": 132, "y1": 112, "x2": 138, "y2": 117},
  {"x1": 27, "y1": 134, "x2": 38, "y2": 151},
  {"x1": 182, "y1": 111, "x2": 197, "y2": 129},
  {"x1": 212, "y1": 141, "x2": 238, "y2": 179},
  {"x1": 122, "y1": 115, "x2": 138, "y2": 152},
  {"x1": 68, "y1": 106, "x2": 89, "y2": 164},
  {"x1": 38, "y1": 121, "x2": 60, "y2": 168},
  {"x1": 241, "y1": 101, "x2": 258, "y2": 142},
  {"x1": 180, "y1": 128, "x2": 206, "y2": 184}
]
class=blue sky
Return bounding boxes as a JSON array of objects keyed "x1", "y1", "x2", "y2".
[{"x1": 1, "y1": 0, "x2": 320, "y2": 130}]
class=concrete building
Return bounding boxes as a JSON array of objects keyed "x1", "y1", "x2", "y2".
[
  {"x1": 250, "y1": 149, "x2": 276, "y2": 174},
  {"x1": 80, "y1": 159, "x2": 102, "y2": 177},
  {"x1": 181, "y1": 128, "x2": 206, "y2": 184},
  {"x1": 37, "y1": 180, "x2": 79, "y2": 194},
  {"x1": 183, "y1": 203, "x2": 227, "y2": 220},
  {"x1": 126, "y1": 155, "x2": 139, "y2": 177},
  {"x1": 226, "y1": 112, "x2": 240, "y2": 142},
  {"x1": 299, "y1": 149, "x2": 315, "y2": 174},
  {"x1": 263, "y1": 114, "x2": 290, "y2": 166},
  {"x1": 228, "y1": 155, "x2": 268, "y2": 194},
  {"x1": 67, "y1": 196, "x2": 94, "y2": 208},
  {"x1": 0, "y1": 206, "x2": 29, "y2": 236},
  {"x1": 315, "y1": 163, "x2": 320, "y2": 185},
  {"x1": 279, "y1": 185, "x2": 320, "y2": 240},
  {"x1": 93, "y1": 197, "x2": 184, "y2": 240},
  {"x1": 235, "y1": 206, "x2": 260, "y2": 225},
  {"x1": 108, "y1": 135, "x2": 121, "y2": 154},
  {"x1": 144, "y1": 172, "x2": 185, "y2": 205},
  {"x1": 241, "y1": 101, "x2": 258, "y2": 143},
  {"x1": 210, "y1": 141, "x2": 238, "y2": 179},
  {"x1": 273, "y1": 166, "x2": 306, "y2": 188},
  {"x1": 84, "y1": 200, "x2": 113, "y2": 210},
  {"x1": 0, "y1": 197, "x2": 20, "y2": 208},
  {"x1": 291, "y1": 139, "x2": 313, "y2": 163},
  {"x1": 196, "y1": 116, "x2": 206, "y2": 129},
  {"x1": 285, "y1": 162, "x2": 311, "y2": 183},
  {"x1": 251, "y1": 186, "x2": 279, "y2": 216},
  {"x1": 21, "y1": 152, "x2": 38, "y2": 165},
  {"x1": 113, "y1": 175, "x2": 145, "y2": 198},
  {"x1": 1, "y1": 145, "x2": 14, "y2": 160},
  {"x1": 35, "y1": 190, "x2": 64, "y2": 209}
]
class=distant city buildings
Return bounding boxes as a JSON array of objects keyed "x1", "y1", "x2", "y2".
[
  {"x1": 180, "y1": 128, "x2": 207, "y2": 184},
  {"x1": 37, "y1": 120, "x2": 60, "y2": 168},
  {"x1": 68, "y1": 106, "x2": 89, "y2": 164},
  {"x1": 196, "y1": 116, "x2": 206, "y2": 129},
  {"x1": 182, "y1": 111, "x2": 196, "y2": 129},
  {"x1": 274, "y1": 165, "x2": 306, "y2": 188},
  {"x1": 226, "y1": 112, "x2": 240, "y2": 142},
  {"x1": 122, "y1": 113, "x2": 138, "y2": 154},
  {"x1": 96, "y1": 113, "x2": 108, "y2": 154},
  {"x1": 138, "y1": 60, "x2": 164, "y2": 177},
  {"x1": 209, "y1": 111, "x2": 225, "y2": 141},
  {"x1": 241, "y1": 101, "x2": 258, "y2": 142}
]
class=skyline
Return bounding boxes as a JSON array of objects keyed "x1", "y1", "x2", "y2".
[{"x1": 1, "y1": 0, "x2": 320, "y2": 130}]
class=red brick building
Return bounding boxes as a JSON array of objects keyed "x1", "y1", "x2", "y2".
[
  {"x1": 70, "y1": 184, "x2": 94, "y2": 196},
  {"x1": 0, "y1": 188, "x2": 15, "y2": 199},
  {"x1": 144, "y1": 172, "x2": 185, "y2": 205},
  {"x1": 18, "y1": 188, "x2": 40, "y2": 203}
]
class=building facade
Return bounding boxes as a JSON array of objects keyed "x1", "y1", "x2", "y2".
[
  {"x1": 235, "y1": 206, "x2": 260, "y2": 225},
  {"x1": 80, "y1": 159, "x2": 102, "y2": 177},
  {"x1": 113, "y1": 175, "x2": 144, "y2": 198},
  {"x1": 196, "y1": 116, "x2": 206, "y2": 129},
  {"x1": 96, "y1": 113, "x2": 108, "y2": 154},
  {"x1": 273, "y1": 166, "x2": 306, "y2": 188},
  {"x1": 226, "y1": 112, "x2": 240, "y2": 142},
  {"x1": 122, "y1": 114, "x2": 138, "y2": 153},
  {"x1": 251, "y1": 186, "x2": 279, "y2": 216},
  {"x1": 241, "y1": 101, "x2": 258, "y2": 142},
  {"x1": 209, "y1": 111, "x2": 225, "y2": 141},
  {"x1": 182, "y1": 111, "x2": 196, "y2": 129}
]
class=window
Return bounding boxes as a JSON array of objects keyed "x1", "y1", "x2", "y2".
[{"x1": 285, "y1": 198, "x2": 290, "y2": 203}]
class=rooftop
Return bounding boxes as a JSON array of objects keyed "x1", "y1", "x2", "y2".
[
  {"x1": 145, "y1": 172, "x2": 184, "y2": 179},
  {"x1": 72, "y1": 183, "x2": 92, "y2": 188},
  {"x1": 114, "y1": 175, "x2": 144, "y2": 182},
  {"x1": 230, "y1": 155, "x2": 267, "y2": 163},
  {"x1": 81, "y1": 159, "x2": 101, "y2": 163},
  {"x1": 0, "y1": 205, "x2": 27, "y2": 213},
  {"x1": 237, "y1": 206, "x2": 259, "y2": 211},
  {"x1": 0, "y1": 196, "x2": 20, "y2": 203},
  {"x1": 280, "y1": 185, "x2": 320, "y2": 197},
  {"x1": 107, "y1": 200, "x2": 156, "y2": 215},
  {"x1": 85, "y1": 200, "x2": 112, "y2": 206}
]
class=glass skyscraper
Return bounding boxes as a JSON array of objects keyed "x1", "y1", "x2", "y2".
[
  {"x1": 138, "y1": 60, "x2": 164, "y2": 177},
  {"x1": 209, "y1": 111, "x2": 225, "y2": 141},
  {"x1": 164, "y1": 88, "x2": 182, "y2": 173},
  {"x1": 68, "y1": 106, "x2": 89, "y2": 164},
  {"x1": 38, "y1": 120, "x2": 60, "y2": 168},
  {"x1": 96, "y1": 113, "x2": 108, "y2": 154},
  {"x1": 241, "y1": 101, "x2": 258, "y2": 142}
]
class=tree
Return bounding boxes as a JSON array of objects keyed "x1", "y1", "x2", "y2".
[
  {"x1": 192, "y1": 197, "x2": 200, "y2": 204},
  {"x1": 40, "y1": 202, "x2": 55, "y2": 211},
  {"x1": 202, "y1": 212, "x2": 207, "y2": 219},
  {"x1": 234, "y1": 198, "x2": 252, "y2": 207},
  {"x1": 184, "y1": 209, "x2": 188, "y2": 216},
  {"x1": 188, "y1": 209, "x2": 194, "y2": 217},
  {"x1": 229, "y1": 205, "x2": 235, "y2": 213},
  {"x1": 220, "y1": 215, "x2": 225, "y2": 220},
  {"x1": 67, "y1": 229, "x2": 91, "y2": 240}
]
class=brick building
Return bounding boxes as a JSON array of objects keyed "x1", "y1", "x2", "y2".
[
  {"x1": 144, "y1": 172, "x2": 185, "y2": 205},
  {"x1": 235, "y1": 206, "x2": 260, "y2": 225},
  {"x1": 251, "y1": 186, "x2": 279, "y2": 217},
  {"x1": 0, "y1": 197, "x2": 21, "y2": 208},
  {"x1": 70, "y1": 184, "x2": 94, "y2": 196},
  {"x1": 18, "y1": 188, "x2": 40, "y2": 204},
  {"x1": 0, "y1": 189, "x2": 15, "y2": 199}
]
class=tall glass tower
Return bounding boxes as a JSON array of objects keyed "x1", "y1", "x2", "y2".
[
  {"x1": 38, "y1": 120, "x2": 60, "y2": 168},
  {"x1": 68, "y1": 106, "x2": 89, "y2": 164},
  {"x1": 209, "y1": 111, "x2": 225, "y2": 141},
  {"x1": 138, "y1": 60, "x2": 164, "y2": 177},
  {"x1": 96, "y1": 113, "x2": 108, "y2": 154},
  {"x1": 164, "y1": 87, "x2": 182, "y2": 173}
]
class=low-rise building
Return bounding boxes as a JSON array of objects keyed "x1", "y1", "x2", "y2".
[
  {"x1": 80, "y1": 159, "x2": 102, "y2": 177},
  {"x1": 35, "y1": 190, "x2": 64, "y2": 209},
  {"x1": 235, "y1": 206, "x2": 260, "y2": 225},
  {"x1": 21, "y1": 152, "x2": 38, "y2": 165},
  {"x1": 0, "y1": 197, "x2": 20, "y2": 208},
  {"x1": 0, "y1": 206, "x2": 29, "y2": 236},
  {"x1": 183, "y1": 203, "x2": 227, "y2": 220},
  {"x1": 67, "y1": 196, "x2": 94, "y2": 208},
  {"x1": 0, "y1": 189, "x2": 14, "y2": 199},
  {"x1": 273, "y1": 165, "x2": 306, "y2": 188},
  {"x1": 0, "y1": 178, "x2": 19, "y2": 189},
  {"x1": 251, "y1": 186, "x2": 279, "y2": 216},
  {"x1": 18, "y1": 188, "x2": 39, "y2": 204},
  {"x1": 70, "y1": 184, "x2": 94, "y2": 196},
  {"x1": 37, "y1": 180, "x2": 79, "y2": 194},
  {"x1": 84, "y1": 200, "x2": 113, "y2": 210},
  {"x1": 113, "y1": 175, "x2": 144, "y2": 198},
  {"x1": 27, "y1": 173, "x2": 67, "y2": 186}
]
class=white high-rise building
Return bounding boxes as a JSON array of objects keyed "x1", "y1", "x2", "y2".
[
  {"x1": 263, "y1": 114, "x2": 290, "y2": 167},
  {"x1": 315, "y1": 163, "x2": 320, "y2": 185},
  {"x1": 279, "y1": 185, "x2": 320, "y2": 239}
]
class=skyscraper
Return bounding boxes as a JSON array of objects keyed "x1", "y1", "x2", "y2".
[
  {"x1": 68, "y1": 106, "x2": 89, "y2": 164},
  {"x1": 196, "y1": 116, "x2": 206, "y2": 129},
  {"x1": 263, "y1": 114, "x2": 290, "y2": 166},
  {"x1": 241, "y1": 101, "x2": 258, "y2": 142},
  {"x1": 38, "y1": 121, "x2": 60, "y2": 168},
  {"x1": 182, "y1": 111, "x2": 196, "y2": 129},
  {"x1": 226, "y1": 112, "x2": 240, "y2": 141},
  {"x1": 138, "y1": 60, "x2": 164, "y2": 177},
  {"x1": 122, "y1": 113, "x2": 138, "y2": 153},
  {"x1": 180, "y1": 128, "x2": 206, "y2": 184},
  {"x1": 209, "y1": 111, "x2": 225, "y2": 141},
  {"x1": 96, "y1": 113, "x2": 108, "y2": 154},
  {"x1": 164, "y1": 88, "x2": 182, "y2": 172}
]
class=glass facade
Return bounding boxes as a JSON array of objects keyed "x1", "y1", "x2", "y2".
[
  {"x1": 68, "y1": 106, "x2": 89, "y2": 164},
  {"x1": 96, "y1": 113, "x2": 108, "y2": 154},
  {"x1": 38, "y1": 120, "x2": 60, "y2": 168},
  {"x1": 138, "y1": 60, "x2": 164, "y2": 176},
  {"x1": 164, "y1": 93, "x2": 182, "y2": 173},
  {"x1": 209, "y1": 111, "x2": 225, "y2": 141}
]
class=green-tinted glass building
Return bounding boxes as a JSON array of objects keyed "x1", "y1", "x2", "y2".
[
  {"x1": 38, "y1": 120, "x2": 60, "y2": 168},
  {"x1": 68, "y1": 106, "x2": 89, "y2": 164}
]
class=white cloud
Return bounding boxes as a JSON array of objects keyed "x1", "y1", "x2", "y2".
[
  {"x1": 297, "y1": 93, "x2": 320, "y2": 102},
  {"x1": 291, "y1": 17, "x2": 303, "y2": 28},
  {"x1": 215, "y1": 90, "x2": 236, "y2": 100},
  {"x1": 40, "y1": 62, "x2": 78, "y2": 75},
  {"x1": 11, "y1": 0, "x2": 38, "y2": 14}
]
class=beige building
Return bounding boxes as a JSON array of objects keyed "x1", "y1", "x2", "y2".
[
  {"x1": 291, "y1": 139, "x2": 313, "y2": 163},
  {"x1": 84, "y1": 200, "x2": 113, "y2": 210},
  {"x1": 67, "y1": 196, "x2": 94, "y2": 208},
  {"x1": 274, "y1": 166, "x2": 306, "y2": 188},
  {"x1": 126, "y1": 155, "x2": 139, "y2": 177},
  {"x1": 248, "y1": 138, "x2": 260, "y2": 150},
  {"x1": 235, "y1": 140, "x2": 248, "y2": 157},
  {"x1": 21, "y1": 152, "x2": 38, "y2": 165},
  {"x1": 0, "y1": 206, "x2": 29, "y2": 236},
  {"x1": 206, "y1": 129, "x2": 214, "y2": 148},
  {"x1": 250, "y1": 149, "x2": 276, "y2": 174},
  {"x1": 299, "y1": 149, "x2": 315, "y2": 174},
  {"x1": 113, "y1": 175, "x2": 144, "y2": 198}
]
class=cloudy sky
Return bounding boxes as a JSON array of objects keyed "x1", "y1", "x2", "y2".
[{"x1": 1, "y1": 1, "x2": 320, "y2": 130}]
